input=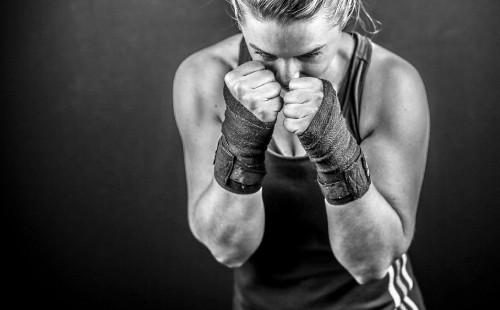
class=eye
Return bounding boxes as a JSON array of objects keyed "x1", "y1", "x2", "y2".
[
  {"x1": 254, "y1": 50, "x2": 277, "y2": 61},
  {"x1": 300, "y1": 51, "x2": 322, "y2": 60}
]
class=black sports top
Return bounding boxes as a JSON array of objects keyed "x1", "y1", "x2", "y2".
[{"x1": 233, "y1": 33, "x2": 426, "y2": 310}]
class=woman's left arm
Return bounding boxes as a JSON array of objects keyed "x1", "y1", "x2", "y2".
[{"x1": 325, "y1": 59, "x2": 430, "y2": 284}]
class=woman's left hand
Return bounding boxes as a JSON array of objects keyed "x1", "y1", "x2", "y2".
[{"x1": 282, "y1": 77, "x2": 326, "y2": 135}]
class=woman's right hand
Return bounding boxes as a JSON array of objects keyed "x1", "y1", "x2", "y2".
[{"x1": 224, "y1": 60, "x2": 283, "y2": 123}]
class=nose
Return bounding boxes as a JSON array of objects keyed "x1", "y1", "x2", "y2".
[{"x1": 273, "y1": 59, "x2": 301, "y2": 89}]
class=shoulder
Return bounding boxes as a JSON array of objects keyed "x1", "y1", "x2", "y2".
[
  {"x1": 173, "y1": 34, "x2": 242, "y2": 130},
  {"x1": 360, "y1": 40, "x2": 429, "y2": 142},
  {"x1": 174, "y1": 33, "x2": 242, "y2": 94}
]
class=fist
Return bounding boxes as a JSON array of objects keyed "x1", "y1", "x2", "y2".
[
  {"x1": 282, "y1": 77, "x2": 325, "y2": 135},
  {"x1": 224, "y1": 61, "x2": 283, "y2": 122}
]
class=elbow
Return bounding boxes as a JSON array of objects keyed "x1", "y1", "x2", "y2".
[
  {"x1": 188, "y1": 204, "x2": 262, "y2": 268},
  {"x1": 213, "y1": 251, "x2": 248, "y2": 268},
  {"x1": 210, "y1": 235, "x2": 256, "y2": 268},
  {"x1": 211, "y1": 233, "x2": 254, "y2": 268},
  {"x1": 189, "y1": 218, "x2": 254, "y2": 268},
  {"x1": 353, "y1": 267, "x2": 389, "y2": 285}
]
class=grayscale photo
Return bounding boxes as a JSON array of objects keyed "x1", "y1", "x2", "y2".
[{"x1": 5, "y1": 1, "x2": 499, "y2": 309}]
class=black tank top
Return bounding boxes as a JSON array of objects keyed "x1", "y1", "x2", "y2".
[{"x1": 233, "y1": 33, "x2": 426, "y2": 310}]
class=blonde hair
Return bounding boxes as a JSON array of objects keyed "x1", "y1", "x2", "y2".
[{"x1": 228, "y1": 0, "x2": 379, "y2": 34}]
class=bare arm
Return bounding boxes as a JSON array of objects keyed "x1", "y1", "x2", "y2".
[
  {"x1": 325, "y1": 59, "x2": 430, "y2": 284},
  {"x1": 173, "y1": 51, "x2": 265, "y2": 267}
]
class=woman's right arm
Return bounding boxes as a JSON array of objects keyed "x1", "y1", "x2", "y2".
[{"x1": 173, "y1": 52, "x2": 265, "y2": 268}]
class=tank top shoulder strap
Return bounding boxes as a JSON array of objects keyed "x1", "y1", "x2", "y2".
[
  {"x1": 236, "y1": 33, "x2": 372, "y2": 143},
  {"x1": 339, "y1": 32, "x2": 372, "y2": 143}
]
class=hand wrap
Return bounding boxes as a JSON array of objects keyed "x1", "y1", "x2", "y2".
[
  {"x1": 213, "y1": 85, "x2": 275, "y2": 194},
  {"x1": 298, "y1": 79, "x2": 371, "y2": 205}
]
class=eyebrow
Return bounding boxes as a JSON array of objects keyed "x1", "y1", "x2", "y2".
[{"x1": 248, "y1": 43, "x2": 327, "y2": 57}]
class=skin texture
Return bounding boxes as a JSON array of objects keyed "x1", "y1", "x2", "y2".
[
  {"x1": 173, "y1": 11, "x2": 429, "y2": 284},
  {"x1": 224, "y1": 60, "x2": 282, "y2": 123}
]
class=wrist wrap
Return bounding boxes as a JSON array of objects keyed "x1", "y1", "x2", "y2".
[
  {"x1": 298, "y1": 79, "x2": 371, "y2": 205},
  {"x1": 213, "y1": 85, "x2": 275, "y2": 194}
]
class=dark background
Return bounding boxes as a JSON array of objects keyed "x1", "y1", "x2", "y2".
[{"x1": 4, "y1": 0, "x2": 499, "y2": 309}]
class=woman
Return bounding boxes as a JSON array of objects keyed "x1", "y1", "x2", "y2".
[{"x1": 174, "y1": 0, "x2": 429, "y2": 309}]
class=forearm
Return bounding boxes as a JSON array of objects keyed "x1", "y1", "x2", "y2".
[
  {"x1": 190, "y1": 73, "x2": 275, "y2": 267},
  {"x1": 325, "y1": 184, "x2": 410, "y2": 284},
  {"x1": 190, "y1": 176, "x2": 265, "y2": 268}
]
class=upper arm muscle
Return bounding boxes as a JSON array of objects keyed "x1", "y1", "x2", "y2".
[
  {"x1": 360, "y1": 55, "x2": 430, "y2": 242},
  {"x1": 173, "y1": 51, "x2": 230, "y2": 211}
]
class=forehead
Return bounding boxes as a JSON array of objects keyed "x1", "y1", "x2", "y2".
[{"x1": 240, "y1": 13, "x2": 340, "y2": 57}]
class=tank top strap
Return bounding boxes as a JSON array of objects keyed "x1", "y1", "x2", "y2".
[{"x1": 340, "y1": 32, "x2": 373, "y2": 143}]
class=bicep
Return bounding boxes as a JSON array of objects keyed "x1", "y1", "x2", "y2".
[
  {"x1": 360, "y1": 64, "x2": 429, "y2": 239},
  {"x1": 173, "y1": 58, "x2": 225, "y2": 211}
]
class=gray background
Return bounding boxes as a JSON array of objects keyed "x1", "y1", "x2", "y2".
[{"x1": 4, "y1": 0, "x2": 500, "y2": 309}]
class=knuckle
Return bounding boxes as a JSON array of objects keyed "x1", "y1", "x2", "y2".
[
  {"x1": 283, "y1": 104, "x2": 290, "y2": 117},
  {"x1": 224, "y1": 71, "x2": 234, "y2": 85},
  {"x1": 309, "y1": 105, "x2": 319, "y2": 116},
  {"x1": 314, "y1": 91, "x2": 324, "y2": 102},
  {"x1": 241, "y1": 91, "x2": 252, "y2": 104},
  {"x1": 283, "y1": 118, "x2": 296, "y2": 133},
  {"x1": 315, "y1": 79, "x2": 323, "y2": 92},
  {"x1": 270, "y1": 97, "x2": 283, "y2": 108},
  {"x1": 255, "y1": 105, "x2": 272, "y2": 121},
  {"x1": 272, "y1": 82, "x2": 282, "y2": 91},
  {"x1": 254, "y1": 108, "x2": 264, "y2": 119},
  {"x1": 247, "y1": 100, "x2": 257, "y2": 112},
  {"x1": 264, "y1": 70, "x2": 275, "y2": 80},
  {"x1": 234, "y1": 81, "x2": 245, "y2": 96},
  {"x1": 269, "y1": 83, "x2": 281, "y2": 95},
  {"x1": 274, "y1": 101, "x2": 283, "y2": 112}
]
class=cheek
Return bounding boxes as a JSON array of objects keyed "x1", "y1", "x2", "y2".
[{"x1": 300, "y1": 61, "x2": 330, "y2": 78}]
